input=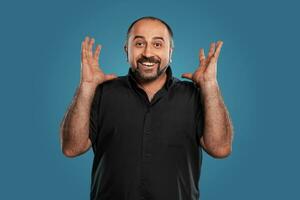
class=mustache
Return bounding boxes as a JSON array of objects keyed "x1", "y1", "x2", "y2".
[{"x1": 137, "y1": 56, "x2": 160, "y2": 64}]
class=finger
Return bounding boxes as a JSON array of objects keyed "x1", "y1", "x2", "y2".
[
  {"x1": 81, "y1": 37, "x2": 88, "y2": 62},
  {"x1": 81, "y1": 40, "x2": 88, "y2": 64},
  {"x1": 94, "y1": 44, "x2": 102, "y2": 61},
  {"x1": 83, "y1": 36, "x2": 89, "y2": 60},
  {"x1": 88, "y1": 38, "x2": 94, "y2": 58},
  {"x1": 206, "y1": 55, "x2": 218, "y2": 76},
  {"x1": 214, "y1": 40, "x2": 223, "y2": 60},
  {"x1": 84, "y1": 36, "x2": 89, "y2": 51},
  {"x1": 199, "y1": 48, "x2": 205, "y2": 66},
  {"x1": 181, "y1": 73, "x2": 193, "y2": 80},
  {"x1": 207, "y1": 42, "x2": 216, "y2": 60}
]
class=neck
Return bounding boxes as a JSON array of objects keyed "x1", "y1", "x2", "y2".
[{"x1": 137, "y1": 72, "x2": 167, "y2": 94}]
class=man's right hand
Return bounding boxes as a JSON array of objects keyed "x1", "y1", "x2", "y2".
[{"x1": 80, "y1": 36, "x2": 117, "y2": 89}]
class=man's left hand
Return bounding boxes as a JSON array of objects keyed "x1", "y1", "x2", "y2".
[{"x1": 181, "y1": 41, "x2": 223, "y2": 88}]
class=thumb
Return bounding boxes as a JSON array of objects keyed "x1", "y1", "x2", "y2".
[
  {"x1": 181, "y1": 73, "x2": 193, "y2": 80},
  {"x1": 105, "y1": 74, "x2": 118, "y2": 81}
]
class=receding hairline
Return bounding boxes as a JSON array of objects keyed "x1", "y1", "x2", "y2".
[
  {"x1": 128, "y1": 19, "x2": 169, "y2": 34},
  {"x1": 125, "y1": 16, "x2": 174, "y2": 48}
]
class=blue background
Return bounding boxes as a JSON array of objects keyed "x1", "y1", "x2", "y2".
[{"x1": 1, "y1": 0, "x2": 299, "y2": 199}]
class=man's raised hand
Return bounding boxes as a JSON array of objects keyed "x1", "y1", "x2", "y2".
[
  {"x1": 80, "y1": 36, "x2": 117, "y2": 87},
  {"x1": 181, "y1": 41, "x2": 223, "y2": 88}
]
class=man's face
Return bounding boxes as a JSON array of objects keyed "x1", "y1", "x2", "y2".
[{"x1": 125, "y1": 19, "x2": 173, "y2": 83}]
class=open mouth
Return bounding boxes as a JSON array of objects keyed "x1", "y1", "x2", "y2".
[{"x1": 138, "y1": 61, "x2": 158, "y2": 68}]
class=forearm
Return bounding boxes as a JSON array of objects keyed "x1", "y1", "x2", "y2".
[
  {"x1": 60, "y1": 83, "x2": 97, "y2": 156},
  {"x1": 199, "y1": 81, "x2": 233, "y2": 156}
]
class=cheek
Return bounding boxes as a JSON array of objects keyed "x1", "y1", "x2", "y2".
[
  {"x1": 127, "y1": 53, "x2": 137, "y2": 63},
  {"x1": 160, "y1": 52, "x2": 170, "y2": 63},
  {"x1": 128, "y1": 49, "x2": 141, "y2": 60}
]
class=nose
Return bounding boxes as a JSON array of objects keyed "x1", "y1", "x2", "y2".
[{"x1": 142, "y1": 44, "x2": 153, "y2": 57}]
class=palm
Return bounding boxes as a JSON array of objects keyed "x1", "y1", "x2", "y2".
[
  {"x1": 182, "y1": 41, "x2": 223, "y2": 87},
  {"x1": 80, "y1": 36, "x2": 117, "y2": 86}
]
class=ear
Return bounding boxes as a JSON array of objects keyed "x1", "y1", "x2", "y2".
[
  {"x1": 169, "y1": 47, "x2": 173, "y2": 62},
  {"x1": 169, "y1": 47, "x2": 173, "y2": 57},
  {"x1": 124, "y1": 45, "x2": 128, "y2": 61}
]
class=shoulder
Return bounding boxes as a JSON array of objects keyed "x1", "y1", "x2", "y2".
[
  {"x1": 171, "y1": 77, "x2": 201, "y2": 95},
  {"x1": 94, "y1": 75, "x2": 129, "y2": 92},
  {"x1": 100, "y1": 75, "x2": 129, "y2": 89},
  {"x1": 93, "y1": 76, "x2": 131, "y2": 100}
]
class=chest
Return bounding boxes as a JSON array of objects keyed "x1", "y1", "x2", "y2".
[{"x1": 98, "y1": 90, "x2": 199, "y2": 147}]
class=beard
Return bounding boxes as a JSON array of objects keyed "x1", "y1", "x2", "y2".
[{"x1": 131, "y1": 56, "x2": 169, "y2": 84}]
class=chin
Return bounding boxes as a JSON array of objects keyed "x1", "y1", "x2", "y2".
[{"x1": 136, "y1": 71, "x2": 160, "y2": 82}]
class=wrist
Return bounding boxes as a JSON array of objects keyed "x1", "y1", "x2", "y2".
[
  {"x1": 78, "y1": 82, "x2": 99, "y2": 97},
  {"x1": 196, "y1": 80, "x2": 219, "y2": 89},
  {"x1": 79, "y1": 81, "x2": 99, "y2": 89},
  {"x1": 197, "y1": 81, "x2": 220, "y2": 97}
]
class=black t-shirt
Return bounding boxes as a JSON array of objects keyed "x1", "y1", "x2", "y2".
[{"x1": 89, "y1": 66, "x2": 204, "y2": 200}]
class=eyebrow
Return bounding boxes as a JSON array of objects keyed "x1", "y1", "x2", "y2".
[{"x1": 133, "y1": 35, "x2": 165, "y2": 41}]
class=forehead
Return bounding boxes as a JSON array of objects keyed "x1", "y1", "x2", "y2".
[{"x1": 129, "y1": 19, "x2": 170, "y2": 40}]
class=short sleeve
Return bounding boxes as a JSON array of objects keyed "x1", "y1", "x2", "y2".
[{"x1": 89, "y1": 84, "x2": 103, "y2": 146}]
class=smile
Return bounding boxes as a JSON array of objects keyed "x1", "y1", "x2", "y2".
[{"x1": 138, "y1": 62, "x2": 158, "y2": 68}]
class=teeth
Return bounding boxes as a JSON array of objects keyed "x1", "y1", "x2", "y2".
[{"x1": 142, "y1": 62, "x2": 155, "y2": 66}]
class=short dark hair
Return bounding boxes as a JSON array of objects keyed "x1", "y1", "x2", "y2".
[{"x1": 125, "y1": 16, "x2": 174, "y2": 48}]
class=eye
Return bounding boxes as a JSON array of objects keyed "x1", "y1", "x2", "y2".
[
  {"x1": 135, "y1": 41, "x2": 145, "y2": 47},
  {"x1": 153, "y1": 42, "x2": 162, "y2": 48}
]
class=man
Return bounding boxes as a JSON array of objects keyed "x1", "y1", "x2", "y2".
[{"x1": 60, "y1": 16, "x2": 233, "y2": 200}]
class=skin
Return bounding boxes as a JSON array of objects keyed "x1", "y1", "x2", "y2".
[
  {"x1": 182, "y1": 42, "x2": 234, "y2": 158},
  {"x1": 59, "y1": 37, "x2": 117, "y2": 157},
  {"x1": 60, "y1": 19, "x2": 233, "y2": 158},
  {"x1": 124, "y1": 19, "x2": 173, "y2": 101}
]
